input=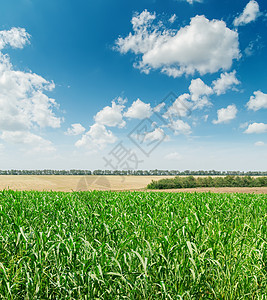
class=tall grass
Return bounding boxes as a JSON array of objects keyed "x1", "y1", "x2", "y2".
[{"x1": 0, "y1": 190, "x2": 266, "y2": 299}]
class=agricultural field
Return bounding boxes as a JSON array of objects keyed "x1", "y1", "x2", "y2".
[
  {"x1": 0, "y1": 175, "x2": 267, "y2": 193},
  {"x1": 0, "y1": 175, "x2": 174, "y2": 192},
  {"x1": 0, "y1": 190, "x2": 266, "y2": 299}
]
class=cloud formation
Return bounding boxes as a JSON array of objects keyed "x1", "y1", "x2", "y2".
[
  {"x1": 246, "y1": 91, "x2": 267, "y2": 111},
  {"x1": 65, "y1": 124, "x2": 86, "y2": 136},
  {"x1": 143, "y1": 127, "x2": 167, "y2": 142},
  {"x1": 0, "y1": 27, "x2": 61, "y2": 151},
  {"x1": 75, "y1": 123, "x2": 117, "y2": 150},
  {"x1": 170, "y1": 119, "x2": 192, "y2": 135},
  {"x1": 184, "y1": 0, "x2": 202, "y2": 4},
  {"x1": 234, "y1": 0, "x2": 260, "y2": 27},
  {"x1": 116, "y1": 11, "x2": 240, "y2": 77},
  {"x1": 124, "y1": 98, "x2": 153, "y2": 119},
  {"x1": 255, "y1": 141, "x2": 264, "y2": 146},
  {"x1": 0, "y1": 27, "x2": 30, "y2": 50},
  {"x1": 0, "y1": 131, "x2": 55, "y2": 153},
  {"x1": 244, "y1": 123, "x2": 267, "y2": 134},
  {"x1": 94, "y1": 99, "x2": 126, "y2": 128},
  {"x1": 213, "y1": 104, "x2": 237, "y2": 124},
  {"x1": 212, "y1": 70, "x2": 240, "y2": 95}
]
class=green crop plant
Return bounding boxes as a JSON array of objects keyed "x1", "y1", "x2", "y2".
[{"x1": 0, "y1": 190, "x2": 266, "y2": 299}]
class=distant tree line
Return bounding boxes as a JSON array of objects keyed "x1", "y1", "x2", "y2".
[
  {"x1": 0, "y1": 170, "x2": 92, "y2": 175},
  {"x1": 147, "y1": 175, "x2": 267, "y2": 189},
  {"x1": 0, "y1": 169, "x2": 266, "y2": 176}
]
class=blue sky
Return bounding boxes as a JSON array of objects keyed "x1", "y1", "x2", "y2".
[{"x1": 0, "y1": 0, "x2": 266, "y2": 170}]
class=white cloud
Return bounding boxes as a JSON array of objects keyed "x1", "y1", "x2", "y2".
[
  {"x1": 75, "y1": 123, "x2": 117, "y2": 150},
  {"x1": 170, "y1": 119, "x2": 192, "y2": 135},
  {"x1": 0, "y1": 27, "x2": 30, "y2": 50},
  {"x1": 116, "y1": 10, "x2": 162, "y2": 55},
  {"x1": 65, "y1": 123, "x2": 85, "y2": 136},
  {"x1": 255, "y1": 141, "x2": 265, "y2": 146},
  {"x1": 0, "y1": 27, "x2": 61, "y2": 152},
  {"x1": 186, "y1": 0, "x2": 202, "y2": 3},
  {"x1": 163, "y1": 81, "x2": 213, "y2": 121},
  {"x1": 164, "y1": 93, "x2": 192, "y2": 118},
  {"x1": 143, "y1": 127, "x2": 167, "y2": 142},
  {"x1": 246, "y1": 91, "x2": 267, "y2": 111},
  {"x1": 169, "y1": 14, "x2": 177, "y2": 24},
  {"x1": 177, "y1": 0, "x2": 202, "y2": 4},
  {"x1": 75, "y1": 97, "x2": 127, "y2": 149},
  {"x1": 116, "y1": 13, "x2": 240, "y2": 77},
  {"x1": 213, "y1": 104, "x2": 237, "y2": 124},
  {"x1": 124, "y1": 98, "x2": 153, "y2": 119},
  {"x1": 0, "y1": 54, "x2": 60, "y2": 131},
  {"x1": 0, "y1": 131, "x2": 55, "y2": 153},
  {"x1": 234, "y1": 0, "x2": 260, "y2": 27},
  {"x1": 153, "y1": 102, "x2": 165, "y2": 113},
  {"x1": 94, "y1": 98, "x2": 126, "y2": 128},
  {"x1": 212, "y1": 70, "x2": 240, "y2": 95},
  {"x1": 188, "y1": 78, "x2": 213, "y2": 109},
  {"x1": 164, "y1": 152, "x2": 182, "y2": 160},
  {"x1": 244, "y1": 123, "x2": 267, "y2": 134},
  {"x1": 189, "y1": 78, "x2": 213, "y2": 101}
]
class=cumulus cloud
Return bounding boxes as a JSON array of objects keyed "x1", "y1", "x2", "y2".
[
  {"x1": 94, "y1": 98, "x2": 126, "y2": 128},
  {"x1": 246, "y1": 91, "x2": 267, "y2": 111},
  {"x1": 244, "y1": 123, "x2": 267, "y2": 134},
  {"x1": 164, "y1": 93, "x2": 192, "y2": 118},
  {"x1": 170, "y1": 119, "x2": 192, "y2": 135},
  {"x1": 65, "y1": 123, "x2": 86, "y2": 136},
  {"x1": 189, "y1": 78, "x2": 213, "y2": 101},
  {"x1": 143, "y1": 127, "x2": 167, "y2": 142},
  {"x1": 75, "y1": 123, "x2": 117, "y2": 150},
  {"x1": 213, "y1": 104, "x2": 237, "y2": 124},
  {"x1": 115, "y1": 12, "x2": 240, "y2": 77},
  {"x1": 0, "y1": 27, "x2": 61, "y2": 151},
  {"x1": 0, "y1": 27, "x2": 30, "y2": 50},
  {"x1": 234, "y1": 0, "x2": 260, "y2": 27},
  {"x1": 0, "y1": 54, "x2": 60, "y2": 131},
  {"x1": 255, "y1": 141, "x2": 264, "y2": 146},
  {"x1": 212, "y1": 70, "x2": 240, "y2": 95},
  {"x1": 124, "y1": 98, "x2": 153, "y2": 119},
  {"x1": 188, "y1": 78, "x2": 213, "y2": 109},
  {"x1": 0, "y1": 131, "x2": 55, "y2": 153}
]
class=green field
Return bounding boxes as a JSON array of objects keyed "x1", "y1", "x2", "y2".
[{"x1": 0, "y1": 190, "x2": 266, "y2": 299}]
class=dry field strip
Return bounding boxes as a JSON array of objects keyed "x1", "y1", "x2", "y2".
[{"x1": 0, "y1": 175, "x2": 266, "y2": 193}]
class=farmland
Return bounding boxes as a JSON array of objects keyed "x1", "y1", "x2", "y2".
[
  {"x1": 0, "y1": 190, "x2": 266, "y2": 298},
  {"x1": 0, "y1": 175, "x2": 267, "y2": 193}
]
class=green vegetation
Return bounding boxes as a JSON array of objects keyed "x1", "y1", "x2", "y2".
[
  {"x1": 0, "y1": 169, "x2": 267, "y2": 176},
  {"x1": 147, "y1": 175, "x2": 267, "y2": 189},
  {"x1": 0, "y1": 190, "x2": 266, "y2": 299}
]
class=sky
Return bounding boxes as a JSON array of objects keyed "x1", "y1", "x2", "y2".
[{"x1": 0, "y1": 0, "x2": 266, "y2": 171}]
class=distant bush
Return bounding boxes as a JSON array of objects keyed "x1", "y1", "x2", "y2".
[{"x1": 147, "y1": 175, "x2": 267, "y2": 189}]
